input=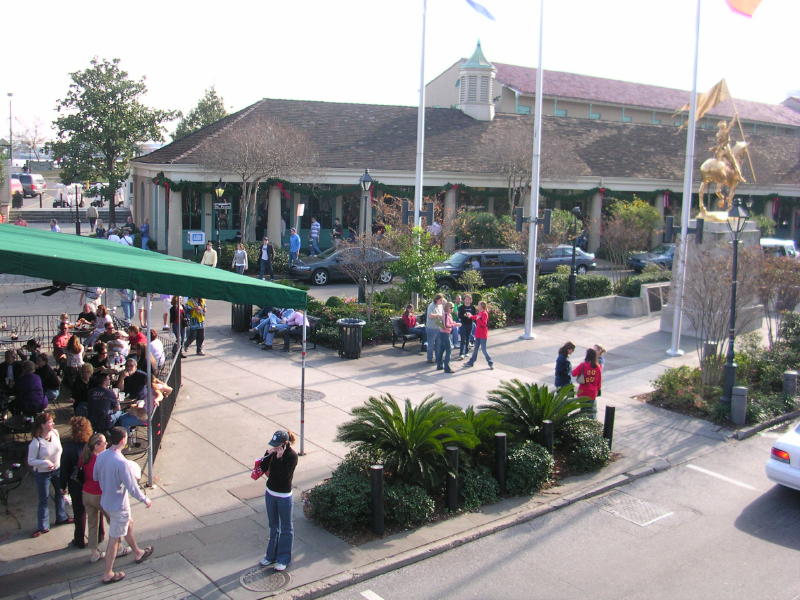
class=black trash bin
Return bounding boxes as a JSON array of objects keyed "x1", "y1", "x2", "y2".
[
  {"x1": 231, "y1": 303, "x2": 253, "y2": 332},
  {"x1": 337, "y1": 318, "x2": 366, "y2": 359},
  {"x1": 11, "y1": 193, "x2": 23, "y2": 208}
]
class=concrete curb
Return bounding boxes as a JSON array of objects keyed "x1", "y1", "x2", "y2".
[
  {"x1": 733, "y1": 409, "x2": 800, "y2": 440},
  {"x1": 281, "y1": 457, "x2": 673, "y2": 600}
]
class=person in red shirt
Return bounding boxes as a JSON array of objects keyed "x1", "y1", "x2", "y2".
[
  {"x1": 52, "y1": 323, "x2": 71, "y2": 366},
  {"x1": 463, "y1": 301, "x2": 493, "y2": 370},
  {"x1": 126, "y1": 325, "x2": 147, "y2": 347},
  {"x1": 401, "y1": 304, "x2": 427, "y2": 350},
  {"x1": 572, "y1": 348, "x2": 602, "y2": 417}
]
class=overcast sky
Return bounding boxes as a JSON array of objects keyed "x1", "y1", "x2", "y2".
[{"x1": 2, "y1": 0, "x2": 797, "y2": 141}]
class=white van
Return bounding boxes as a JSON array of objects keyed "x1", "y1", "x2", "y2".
[{"x1": 760, "y1": 238, "x2": 798, "y2": 258}]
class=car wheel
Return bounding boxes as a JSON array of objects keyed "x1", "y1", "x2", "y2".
[
  {"x1": 378, "y1": 269, "x2": 393, "y2": 284},
  {"x1": 438, "y1": 278, "x2": 456, "y2": 292},
  {"x1": 502, "y1": 277, "x2": 521, "y2": 287},
  {"x1": 576, "y1": 265, "x2": 588, "y2": 275},
  {"x1": 311, "y1": 269, "x2": 329, "y2": 286}
]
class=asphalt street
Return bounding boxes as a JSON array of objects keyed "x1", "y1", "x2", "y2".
[{"x1": 322, "y1": 427, "x2": 800, "y2": 600}]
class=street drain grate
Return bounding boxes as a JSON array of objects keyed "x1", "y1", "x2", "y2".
[
  {"x1": 594, "y1": 490, "x2": 673, "y2": 527},
  {"x1": 277, "y1": 389, "x2": 325, "y2": 402},
  {"x1": 240, "y1": 566, "x2": 291, "y2": 594}
]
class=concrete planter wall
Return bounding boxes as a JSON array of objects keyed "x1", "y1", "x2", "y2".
[{"x1": 562, "y1": 281, "x2": 670, "y2": 321}]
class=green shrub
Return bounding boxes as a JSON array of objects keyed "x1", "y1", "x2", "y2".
[
  {"x1": 372, "y1": 286, "x2": 410, "y2": 310},
  {"x1": 614, "y1": 271, "x2": 671, "y2": 297},
  {"x1": 306, "y1": 471, "x2": 371, "y2": 531},
  {"x1": 650, "y1": 366, "x2": 705, "y2": 410},
  {"x1": 487, "y1": 304, "x2": 507, "y2": 329},
  {"x1": 557, "y1": 417, "x2": 610, "y2": 474},
  {"x1": 535, "y1": 273, "x2": 612, "y2": 320},
  {"x1": 274, "y1": 278, "x2": 310, "y2": 291},
  {"x1": 385, "y1": 482, "x2": 436, "y2": 528},
  {"x1": 457, "y1": 269, "x2": 485, "y2": 291},
  {"x1": 459, "y1": 406, "x2": 504, "y2": 465},
  {"x1": 506, "y1": 441, "x2": 554, "y2": 495},
  {"x1": 459, "y1": 465, "x2": 500, "y2": 511},
  {"x1": 325, "y1": 295, "x2": 345, "y2": 308},
  {"x1": 486, "y1": 284, "x2": 526, "y2": 320},
  {"x1": 747, "y1": 392, "x2": 798, "y2": 424}
]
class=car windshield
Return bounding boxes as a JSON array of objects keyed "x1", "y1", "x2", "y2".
[
  {"x1": 650, "y1": 245, "x2": 671, "y2": 255},
  {"x1": 316, "y1": 247, "x2": 338, "y2": 259},
  {"x1": 443, "y1": 252, "x2": 468, "y2": 266}
]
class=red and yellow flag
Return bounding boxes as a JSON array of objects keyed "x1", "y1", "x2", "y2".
[{"x1": 726, "y1": 0, "x2": 762, "y2": 17}]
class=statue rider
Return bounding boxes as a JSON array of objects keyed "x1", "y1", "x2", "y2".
[{"x1": 711, "y1": 120, "x2": 745, "y2": 183}]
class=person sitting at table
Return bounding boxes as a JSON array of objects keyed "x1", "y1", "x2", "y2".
[
  {"x1": 76, "y1": 303, "x2": 96, "y2": 327},
  {"x1": 106, "y1": 333, "x2": 129, "y2": 366},
  {"x1": 85, "y1": 305, "x2": 111, "y2": 347},
  {"x1": 88, "y1": 342, "x2": 109, "y2": 370},
  {"x1": 71, "y1": 364, "x2": 95, "y2": 417},
  {"x1": 401, "y1": 304, "x2": 427, "y2": 350},
  {"x1": 35, "y1": 354, "x2": 62, "y2": 403},
  {"x1": 116, "y1": 358, "x2": 147, "y2": 401},
  {"x1": 58, "y1": 313, "x2": 72, "y2": 330},
  {"x1": 52, "y1": 322, "x2": 71, "y2": 367},
  {"x1": 149, "y1": 329, "x2": 165, "y2": 370},
  {"x1": 87, "y1": 372, "x2": 121, "y2": 433},
  {"x1": 17, "y1": 339, "x2": 43, "y2": 365},
  {"x1": 128, "y1": 341, "x2": 156, "y2": 374},
  {"x1": 126, "y1": 325, "x2": 146, "y2": 346},
  {"x1": 1, "y1": 349, "x2": 23, "y2": 393},
  {"x1": 15, "y1": 360, "x2": 47, "y2": 416},
  {"x1": 97, "y1": 321, "x2": 117, "y2": 344},
  {"x1": 64, "y1": 334, "x2": 84, "y2": 387}
]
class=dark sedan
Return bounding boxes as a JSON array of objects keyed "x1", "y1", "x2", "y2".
[
  {"x1": 289, "y1": 246, "x2": 398, "y2": 286},
  {"x1": 627, "y1": 244, "x2": 675, "y2": 273},
  {"x1": 537, "y1": 245, "x2": 597, "y2": 275}
]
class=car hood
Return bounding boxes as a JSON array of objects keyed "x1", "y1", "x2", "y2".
[
  {"x1": 292, "y1": 256, "x2": 327, "y2": 268},
  {"x1": 630, "y1": 250, "x2": 664, "y2": 261}
]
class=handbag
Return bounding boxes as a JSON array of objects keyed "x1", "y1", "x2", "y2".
[
  {"x1": 250, "y1": 456, "x2": 269, "y2": 480},
  {"x1": 576, "y1": 366, "x2": 586, "y2": 385}
]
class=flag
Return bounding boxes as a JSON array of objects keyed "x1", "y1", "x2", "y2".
[
  {"x1": 726, "y1": 0, "x2": 762, "y2": 17},
  {"x1": 676, "y1": 79, "x2": 731, "y2": 125},
  {"x1": 465, "y1": 0, "x2": 495, "y2": 20}
]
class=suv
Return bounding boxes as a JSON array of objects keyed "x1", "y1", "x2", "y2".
[
  {"x1": 433, "y1": 249, "x2": 526, "y2": 290},
  {"x1": 760, "y1": 238, "x2": 798, "y2": 258},
  {"x1": 11, "y1": 173, "x2": 47, "y2": 197}
]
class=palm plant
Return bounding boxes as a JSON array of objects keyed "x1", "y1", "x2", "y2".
[
  {"x1": 479, "y1": 380, "x2": 592, "y2": 441},
  {"x1": 459, "y1": 406, "x2": 505, "y2": 464},
  {"x1": 336, "y1": 393, "x2": 477, "y2": 492}
]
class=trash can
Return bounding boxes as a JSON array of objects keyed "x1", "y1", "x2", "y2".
[
  {"x1": 11, "y1": 193, "x2": 23, "y2": 209},
  {"x1": 337, "y1": 318, "x2": 366, "y2": 359},
  {"x1": 231, "y1": 303, "x2": 253, "y2": 332}
]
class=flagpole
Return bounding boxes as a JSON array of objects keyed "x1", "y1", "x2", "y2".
[
  {"x1": 521, "y1": 0, "x2": 545, "y2": 340},
  {"x1": 413, "y1": 0, "x2": 427, "y2": 229},
  {"x1": 667, "y1": 0, "x2": 702, "y2": 357}
]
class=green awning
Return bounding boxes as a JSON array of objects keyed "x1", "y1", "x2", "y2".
[{"x1": 0, "y1": 224, "x2": 307, "y2": 309}]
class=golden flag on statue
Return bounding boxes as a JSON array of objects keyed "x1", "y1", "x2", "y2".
[{"x1": 675, "y1": 79, "x2": 731, "y2": 127}]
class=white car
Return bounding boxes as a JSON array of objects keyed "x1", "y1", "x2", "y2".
[{"x1": 765, "y1": 421, "x2": 800, "y2": 491}]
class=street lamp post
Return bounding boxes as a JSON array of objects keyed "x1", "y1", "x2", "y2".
[
  {"x1": 359, "y1": 169, "x2": 373, "y2": 237},
  {"x1": 568, "y1": 205, "x2": 582, "y2": 301},
  {"x1": 214, "y1": 179, "x2": 225, "y2": 266},
  {"x1": 722, "y1": 197, "x2": 750, "y2": 405}
]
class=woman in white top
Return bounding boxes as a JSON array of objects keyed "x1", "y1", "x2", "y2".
[
  {"x1": 28, "y1": 411, "x2": 72, "y2": 537},
  {"x1": 232, "y1": 243, "x2": 249, "y2": 275},
  {"x1": 86, "y1": 305, "x2": 112, "y2": 346}
]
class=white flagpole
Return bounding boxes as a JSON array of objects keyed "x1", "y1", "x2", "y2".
[
  {"x1": 521, "y1": 0, "x2": 545, "y2": 340},
  {"x1": 145, "y1": 293, "x2": 154, "y2": 487},
  {"x1": 413, "y1": 0, "x2": 428, "y2": 229},
  {"x1": 668, "y1": 0, "x2": 702, "y2": 357}
]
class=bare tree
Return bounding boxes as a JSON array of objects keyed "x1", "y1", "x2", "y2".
[
  {"x1": 337, "y1": 233, "x2": 394, "y2": 322},
  {"x1": 197, "y1": 116, "x2": 317, "y2": 242},
  {"x1": 18, "y1": 120, "x2": 49, "y2": 162},
  {"x1": 488, "y1": 127, "x2": 532, "y2": 217},
  {"x1": 754, "y1": 255, "x2": 800, "y2": 348}
]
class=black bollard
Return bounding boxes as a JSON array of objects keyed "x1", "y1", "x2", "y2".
[
  {"x1": 542, "y1": 420, "x2": 554, "y2": 453},
  {"x1": 370, "y1": 465, "x2": 384, "y2": 535},
  {"x1": 603, "y1": 405, "x2": 616, "y2": 449},
  {"x1": 494, "y1": 432, "x2": 507, "y2": 492},
  {"x1": 446, "y1": 446, "x2": 459, "y2": 512}
]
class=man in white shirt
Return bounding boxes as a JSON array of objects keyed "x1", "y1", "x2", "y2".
[
  {"x1": 201, "y1": 242, "x2": 218, "y2": 268},
  {"x1": 148, "y1": 329, "x2": 165, "y2": 369},
  {"x1": 107, "y1": 230, "x2": 121, "y2": 244}
]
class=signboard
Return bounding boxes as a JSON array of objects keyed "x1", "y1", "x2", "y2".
[
  {"x1": 213, "y1": 202, "x2": 231, "y2": 210},
  {"x1": 296, "y1": 203, "x2": 305, "y2": 218},
  {"x1": 186, "y1": 230, "x2": 206, "y2": 246}
]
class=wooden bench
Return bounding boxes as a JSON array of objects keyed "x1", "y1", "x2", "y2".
[
  {"x1": 391, "y1": 317, "x2": 423, "y2": 351},
  {"x1": 273, "y1": 316, "x2": 320, "y2": 352}
]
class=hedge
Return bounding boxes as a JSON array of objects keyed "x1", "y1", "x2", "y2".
[{"x1": 614, "y1": 271, "x2": 671, "y2": 298}]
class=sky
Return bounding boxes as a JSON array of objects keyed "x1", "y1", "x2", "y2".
[{"x1": 2, "y1": 0, "x2": 798, "y2": 142}]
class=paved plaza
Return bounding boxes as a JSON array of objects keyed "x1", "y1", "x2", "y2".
[{"x1": 0, "y1": 280, "x2": 732, "y2": 599}]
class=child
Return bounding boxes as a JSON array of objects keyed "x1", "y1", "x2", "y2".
[
  {"x1": 435, "y1": 302, "x2": 459, "y2": 373},
  {"x1": 457, "y1": 294, "x2": 476, "y2": 359},
  {"x1": 555, "y1": 341, "x2": 576, "y2": 389},
  {"x1": 572, "y1": 348, "x2": 602, "y2": 417},
  {"x1": 463, "y1": 301, "x2": 493, "y2": 369},
  {"x1": 450, "y1": 294, "x2": 462, "y2": 355},
  {"x1": 593, "y1": 344, "x2": 606, "y2": 395}
]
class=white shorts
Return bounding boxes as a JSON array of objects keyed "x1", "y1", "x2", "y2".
[
  {"x1": 136, "y1": 297, "x2": 151, "y2": 311},
  {"x1": 108, "y1": 509, "x2": 131, "y2": 538},
  {"x1": 162, "y1": 296, "x2": 172, "y2": 313}
]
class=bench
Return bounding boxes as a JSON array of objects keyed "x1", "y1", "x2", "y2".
[
  {"x1": 272, "y1": 316, "x2": 320, "y2": 352},
  {"x1": 391, "y1": 317, "x2": 423, "y2": 351}
]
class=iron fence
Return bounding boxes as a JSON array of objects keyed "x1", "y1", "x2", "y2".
[{"x1": 151, "y1": 354, "x2": 181, "y2": 462}]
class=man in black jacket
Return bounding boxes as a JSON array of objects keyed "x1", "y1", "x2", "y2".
[
  {"x1": 258, "y1": 237, "x2": 275, "y2": 281},
  {"x1": 1, "y1": 349, "x2": 22, "y2": 393}
]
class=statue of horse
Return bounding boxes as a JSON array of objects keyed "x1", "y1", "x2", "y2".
[{"x1": 697, "y1": 140, "x2": 749, "y2": 214}]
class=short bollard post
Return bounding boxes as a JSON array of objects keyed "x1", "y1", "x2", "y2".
[
  {"x1": 446, "y1": 446, "x2": 459, "y2": 512},
  {"x1": 542, "y1": 420, "x2": 554, "y2": 453},
  {"x1": 495, "y1": 433, "x2": 507, "y2": 492},
  {"x1": 603, "y1": 405, "x2": 616, "y2": 449},
  {"x1": 731, "y1": 386, "x2": 748, "y2": 427},
  {"x1": 370, "y1": 465, "x2": 384, "y2": 536},
  {"x1": 783, "y1": 371, "x2": 798, "y2": 399}
]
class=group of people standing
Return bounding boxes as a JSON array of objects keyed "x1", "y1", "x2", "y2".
[{"x1": 555, "y1": 342, "x2": 606, "y2": 416}]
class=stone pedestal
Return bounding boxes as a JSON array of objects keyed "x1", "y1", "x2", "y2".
[{"x1": 660, "y1": 218, "x2": 762, "y2": 339}]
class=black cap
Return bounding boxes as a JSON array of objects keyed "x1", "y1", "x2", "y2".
[{"x1": 268, "y1": 430, "x2": 288, "y2": 447}]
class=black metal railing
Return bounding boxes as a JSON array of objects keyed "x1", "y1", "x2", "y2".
[{"x1": 151, "y1": 354, "x2": 181, "y2": 462}]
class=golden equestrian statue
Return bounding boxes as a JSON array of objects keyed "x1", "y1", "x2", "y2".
[{"x1": 697, "y1": 118, "x2": 754, "y2": 218}]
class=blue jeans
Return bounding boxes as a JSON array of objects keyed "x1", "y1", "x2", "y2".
[
  {"x1": 310, "y1": 237, "x2": 320, "y2": 255},
  {"x1": 425, "y1": 328, "x2": 438, "y2": 361},
  {"x1": 263, "y1": 324, "x2": 289, "y2": 346},
  {"x1": 34, "y1": 470, "x2": 67, "y2": 531},
  {"x1": 459, "y1": 321, "x2": 473, "y2": 356},
  {"x1": 259, "y1": 259, "x2": 273, "y2": 280},
  {"x1": 45, "y1": 389, "x2": 60, "y2": 402},
  {"x1": 121, "y1": 301, "x2": 134, "y2": 321},
  {"x1": 450, "y1": 324, "x2": 460, "y2": 348},
  {"x1": 466, "y1": 337, "x2": 493, "y2": 367},
  {"x1": 235, "y1": 265, "x2": 245, "y2": 275},
  {"x1": 435, "y1": 331, "x2": 452, "y2": 370},
  {"x1": 264, "y1": 491, "x2": 293, "y2": 566},
  {"x1": 289, "y1": 251, "x2": 298, "y2": 265}
]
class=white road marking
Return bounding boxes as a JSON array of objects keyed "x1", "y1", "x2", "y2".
[
  {"x1": 639, "y1": 511, "x2": 674, "y2": 527},
  {"x1": 361, "y1": 591, "x2": 385, "y2": 600},
  {"x1": 686, "y1": 464, "x2": 759, "y2": 491}
]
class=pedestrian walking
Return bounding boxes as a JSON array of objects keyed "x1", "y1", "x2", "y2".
[
  {"x1": 139, "y1": 218, "x2": 150, "y2": 249},
  {"x1": 81, "y1": 432, "x2": 109, "y2": 563},
  {"x1": 259, "y1": 430, "x2": 298, "y2": 572},
  {"x1": 463, "y1": 301, "x2": 493, "y2": 369},
  {"x1": 425, "y1": 294, "x2": 444, "y2": 363},
  {"x1": 59, "y1": 416, "x2": 93, "y2": 549},
  {"x1": 258, "y1": 237, "x2": 275, "y2": 280},
  {"x1": 232, "y1": 243, "x2": 249, "y2": 275},
  {"x1": 184, "y1": 297, "x2": 206, "y2": 355},
  {"x1": 572, "y1": 348, "x2": 602, "y2": 417},
  {"x1": 435, "y1": 302, "x2": 459, "y2": 373},
  {"x1": 87, "y1": 204, "x2": 99, "y2": 231},
  {"x1": 555, "y1": 341, "x2": 576, "y2": 389},
  {"x1": 94, "y1": 426, "x2": 153, "y2": 585},
  {"x1": 450, "y1": 294, "x2": 462, "y2": 356},
  {"x1": 289, "y1": 228, "x2": 301, "y2": 264},
  {"x1": 117, "y1": 289, "x2": 136, "y2": 325},
  {"x1": 170, "y1": 296, "x2": 187, "y2": 357},
  {"x1": 457, "y1": 294, "x2": 476, "y2": 359},
  {"x1": 309, "y1": 217, "x2": 321, "y2": 255},
  {"x1": 201, "y1": 241, "x2": 218, "y2": 268},
  {"x1": 332, "y1": 218, "x2": 343, "y2": 247},
  {"x1": 136, "y1": 292, "x2": 151, "y2": 329},
  {"x1": 28, "y1": 411, "x2": 72, "y2": 537}
]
